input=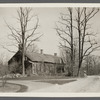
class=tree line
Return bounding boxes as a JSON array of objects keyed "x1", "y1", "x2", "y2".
[{"x1": 56, "y1": 8, "x2": 100, "y2": 76}]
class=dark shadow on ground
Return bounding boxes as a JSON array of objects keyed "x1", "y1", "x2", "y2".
[
  {"x1": 16, "y1": 84, "x2": 28, "y2": 92},
  {"x1": 0, "y1": 82, "x2": 28, "y2": 92},
  {"x1": 37, "y1": 80, "x2": 76, "y2": 85}
]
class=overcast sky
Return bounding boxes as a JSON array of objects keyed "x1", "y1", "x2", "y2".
[{"x1": 0, "y1": 7, "x2": 100, "y2": 60}]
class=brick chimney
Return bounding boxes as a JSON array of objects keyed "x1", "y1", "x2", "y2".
[
  {"x1": 40, "y1": 49, "x2": 43, "y2": 54},
  {"x1": 54, "y1": 53, "x2": 57, "y2": 56}
]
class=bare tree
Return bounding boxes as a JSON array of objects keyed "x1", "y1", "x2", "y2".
[
  {"x1": 0, "y1": 53, "x2": 9, "y2": 87},
  {"x1": 27, "y1": 44, "x2": 39, "y2": 53},
  {"x1": 56, "y1": 8, "x2": 75, "y2": 76},
  {"x1": 3, "y1": 7, "x2": 42, "y2": 76},
  {"x1": 57, "y1": 7, "x2": 100, "y2": 77},
  {"x1": 75, "y1": 8, "x2": 100, "y2": 76},
  {"x1": 85, "y1": 55, "x2": 100, "y2": 75}
]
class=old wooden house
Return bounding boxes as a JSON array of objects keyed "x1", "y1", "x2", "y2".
[{"x1": 8, "y1": 49, "x2": 65, "y2": 76}]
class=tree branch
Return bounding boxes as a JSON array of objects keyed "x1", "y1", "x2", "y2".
[{"x1": 1, "y1": 45, "x2": 16, "y2": 53}]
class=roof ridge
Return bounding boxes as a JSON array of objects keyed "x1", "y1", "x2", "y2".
[
  {"x1": 26, "y1": 50, "x2": 59, "y2": 57},
  {"x1": 25, "y1": 51, "x2": 61, "y2": 63}
]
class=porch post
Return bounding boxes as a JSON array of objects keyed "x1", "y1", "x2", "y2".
[{"x1": 55, "y1": 63, "x2": 57, "y2": 75}]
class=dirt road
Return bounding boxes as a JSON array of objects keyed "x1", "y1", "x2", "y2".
[
  {"x1": 8, "y1": 76, "x2": 100, "y2": 92},
  {"x1": 8, "y1": 80, "x2": 54, "y2": 92},
  {"x1": 34, "y1": 76, "x2": 100, "y2": 92}
]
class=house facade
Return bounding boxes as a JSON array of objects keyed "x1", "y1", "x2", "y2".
[{"x1": 8, "y1": 50, "x2": 65, "y2": 76}]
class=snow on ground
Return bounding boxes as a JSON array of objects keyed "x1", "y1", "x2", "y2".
[
  {"x1": 7, "y1": 75, "x2": 100, "y2": 92},
  {"x1": 7, "y1": 80, "x2": 54, "y2": 92},
  {"x1": 34, "y1": 76, "x2": 100, "y2": 92}
]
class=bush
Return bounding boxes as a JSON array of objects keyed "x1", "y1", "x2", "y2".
[{"x1": 0, "y1": 64, "x2": 9, "y2": 87}]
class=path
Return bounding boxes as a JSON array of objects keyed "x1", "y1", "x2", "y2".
[
  {"x1": 8, "y1": 80, "x2": 54, "y2": 92},
  {"x1": 34, "y1": 76, "x2": 100, "y2": 92},
  {"x1": 8, "y1": 76, "x2": 100, "y2": 92}
]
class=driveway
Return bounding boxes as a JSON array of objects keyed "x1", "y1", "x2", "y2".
[
  {"x1": 34, "y1": 76, "x2": 100, "y2": 92},
  {"x1": 8, "y1": 80, "x2": 54, "y2": 92},
  {"x1": 7, "y1": 76, "x2": 100, "y2": 93}
]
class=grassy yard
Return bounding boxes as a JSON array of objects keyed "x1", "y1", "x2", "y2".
[
  {"x1": 4, "y1": 75, "x2": 77, "y2": 85},
  {"x1": 6, "y1": 75, "x2": 74, "y2": 80},
  {"x1": 0, "y1": 75, "x2": 77, "y2": 87},
  {"x1": 0, "y1": 76, "x2": 76, "y2": 92}
]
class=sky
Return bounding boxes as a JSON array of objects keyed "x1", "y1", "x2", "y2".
[
  {"x1": 0, "y1": 7, "x2": 100, "y2": 60},
  {"x1": 0, "y1": 7, "x2": 65, "y2": 59}
]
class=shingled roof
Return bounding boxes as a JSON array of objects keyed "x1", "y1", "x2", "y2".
[
  {"x1": 26, "y1": 51, "x2": 62, "y2": 64},
  {"x1": 8, "y1": 50, "x2": 63, "y2": 64}
]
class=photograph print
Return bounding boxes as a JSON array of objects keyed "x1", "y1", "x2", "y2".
[{"x1": 0, "y1": 4, "x2": 100, "y2": 96}]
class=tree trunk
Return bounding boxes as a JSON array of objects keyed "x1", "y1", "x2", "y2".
[
  {"x1": 77, "y1": 60, "x2": 82, "y2": 76},
  {"x1": 87, "y1": 63, "x2": 89, "y2": 75},
  {"x1": 77, "y1": 67, "x2": 80, "y2": 77},
  {"x1": 22, "y1": 32, "x2": 25, "y2": 76},
  {"x1": 70, "y1": 62, "x2": 73, "y2": 76},
  {"x1": 70, "y1": 8, "x2": 74, "y2": 76}
]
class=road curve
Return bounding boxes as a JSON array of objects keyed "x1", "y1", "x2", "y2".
[
  {"x1": 34, "y1": 76, "x2": 100, "y2": 92},
  {"x1": 7, "y1": 76, "x2": 100, "y2": 93}
]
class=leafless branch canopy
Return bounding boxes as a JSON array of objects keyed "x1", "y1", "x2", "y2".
[
  {"x1": 57, "y1": 7, "x2": 100, "y2": 76},
  {"x1": 4, "y1": 7, "x2": 42, "y2": 53}
]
